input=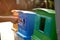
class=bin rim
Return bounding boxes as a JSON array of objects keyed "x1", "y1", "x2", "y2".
[
  {"x1": 11, "y1": 10, "x2": 36, "y2": 14},
  {"x1": 33, "y1": 8, "x2": 55, "y2": 14}
]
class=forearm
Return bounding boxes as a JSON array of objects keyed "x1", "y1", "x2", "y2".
[{"x1": 0, "y1": 16, "x2": 18, "y2": 23}]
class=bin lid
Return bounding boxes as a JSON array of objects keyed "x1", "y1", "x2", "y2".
[
  {"x1": 11, "y1": 10, "x2": 36, "y2": 14},
  {"x1": 33, "y1": 8, "x2": 55, "y2": 14}
]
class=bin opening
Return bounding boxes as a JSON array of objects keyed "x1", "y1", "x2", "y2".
[{"x1": 39, "y1": 17, "x2": 46, "y2": 32}]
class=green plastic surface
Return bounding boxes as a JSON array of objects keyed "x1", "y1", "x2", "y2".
[{"x1": 32, "y1": 8, "x2": 57, "y2": 40}]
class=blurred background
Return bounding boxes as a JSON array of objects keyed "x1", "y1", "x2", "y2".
[{"x1": 0, "y1": 0, "x2": 55, "y2": 16}]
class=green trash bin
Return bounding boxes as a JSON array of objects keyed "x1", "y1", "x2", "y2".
[{"x1": 32, "y1": 8, "x2": 57, "y2": 40}]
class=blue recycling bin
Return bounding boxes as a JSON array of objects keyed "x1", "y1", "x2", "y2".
[{"x1": 16, "y1": 10, "x2": 36, "y2": 40}]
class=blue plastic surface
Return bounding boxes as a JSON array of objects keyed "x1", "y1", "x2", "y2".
[{"x1": 17, "y1": 10, "x2": 36, "y2": 40}]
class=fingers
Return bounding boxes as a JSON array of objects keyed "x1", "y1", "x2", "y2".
[{"x1": 11, "y1": 10, "x2": 19, "y2": 19}]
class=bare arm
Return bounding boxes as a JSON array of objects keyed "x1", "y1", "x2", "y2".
[
  {"x1": 0, "y1": 10, "x2": 19, "y2": 23},
  {"x1": 0, "y1": 16, "x2": 18, "y2": 23}
]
